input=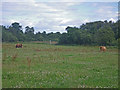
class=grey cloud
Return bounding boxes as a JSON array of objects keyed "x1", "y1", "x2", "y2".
[{"x1": 2, "y1": 2, "x2": 118, "y2": 33}]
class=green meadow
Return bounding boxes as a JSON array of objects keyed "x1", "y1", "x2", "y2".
[{"x1": 2, "y1": 42, "x2": 118, "y2": 88}]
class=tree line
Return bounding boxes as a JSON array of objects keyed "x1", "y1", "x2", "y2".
[
  {"x1": 1, "y1": 20, "x2": 120, "y2": 46},
  {"x1": 1, "y1": 22, "x2": 61, "y2": 42},
  {"x1": 59, "y1": 20, "x2": 120, "y2": 46}
]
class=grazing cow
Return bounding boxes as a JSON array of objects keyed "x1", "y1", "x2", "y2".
[
  {"x1": 100, "y1": 46, "x2": 106, "y2": 52},
  {"x1": 16, "y1": 44, "x2": 22, "y2": 48}
]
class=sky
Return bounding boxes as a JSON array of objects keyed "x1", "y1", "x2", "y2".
[{"x1": 1, "y1": 0, "x2": 119, "y2": 33}]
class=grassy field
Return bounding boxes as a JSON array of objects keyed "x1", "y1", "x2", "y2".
[{"x1": 2, "y1": 42, "x2": 118, "y2": 88}]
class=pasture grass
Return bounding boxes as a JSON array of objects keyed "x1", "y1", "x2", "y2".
[{"x1": 2, "y1": 42, "x2": 118, "y2": 88}]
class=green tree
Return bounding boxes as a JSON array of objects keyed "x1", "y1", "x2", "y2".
[
  {"x1": 95, "y1": 25, "x2": 115, "y2": 46},
  {"x1": 35, "y1": 32, "x2": 44, "y2": 41},
  {"x1": 2, "y1": 25, "x2": 18, "y2": 42},
  {"x1": 25, "y1": 26, "x2": 35, "y2": 41},
  {"x1": 9, "y1": 22, "x2": 25, "y2": 41},
  {"x1": 59, "y1": 33, "x2": 69, "y2": 44}
]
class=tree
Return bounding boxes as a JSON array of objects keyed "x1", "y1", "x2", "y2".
[
  {"x1": 35, "y1": 32, "x2": 44, "y2": 41},
  {"x1": 25, "y1": 26, "x2": 34, "y2": 34},
  {"x1": 25, "y1": 26, "x2": 35, "y2": 41},
  {"x1": 2, "y1": 25, "x2": 18, "y2": 42},
  {"x1": 95, "y1": 25, "x2": 115, "y2": 46},
  {"x1": 1, "y1": 20, "x2": 119, "y2": 46},
  {"x1": 9, "y1": 22, "x2": 25, "y2": 41},
  {"x1": 118, "y1": 38, "x2": 120, "y2": 49},
  {"x1": 59, "y1": 33, "x2": 69, "y2": 44}
]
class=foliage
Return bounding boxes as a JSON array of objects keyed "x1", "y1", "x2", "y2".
[
  {"x1": 95, "y1": 25, "x2": 115, "y2": 46},
  {"x1": 59, "y1": 20, "x2": 119, "y2": 46},
  {"x1": 1, "y1": 20, "x2": 119, "y2": 46}
]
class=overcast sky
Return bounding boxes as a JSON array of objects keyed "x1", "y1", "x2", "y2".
[{"x1": 1, "y1": 0, "x2": 119, "y2": 33}]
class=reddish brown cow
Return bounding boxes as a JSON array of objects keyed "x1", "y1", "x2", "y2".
[
  {"x1": 16, "y1": 44, "x2": 22, "y2": 48},
  {"x1": 100, "y1": 46, "x2": 106, "y2": 52}
]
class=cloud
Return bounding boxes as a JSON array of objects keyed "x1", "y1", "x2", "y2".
[
  {"x1": 2, "y1": 2, "x2": 118, "y2": 33},
  {"x1": 34, "y1": 15, "x2": 69, "y2": 33},
  {"x1": 1, "y1": 0, "x2": 119, "y2": 2},
  {"x1": 96, "y1": 4, "x2": 118, "y2": 18},
  {"x1": 109, "y1": 18, "x2": 117, "y2": 22},
  {"x1": 2, "y1": 2, "x2": 78, "y2": 33}
]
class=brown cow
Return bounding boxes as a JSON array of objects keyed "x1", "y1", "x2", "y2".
[
  {"x1": 100, "y1": 46, "x2": 106, "y2": 52},
  {"x1": 16, "y1": 43, "x2": 22, "y2": 48}
]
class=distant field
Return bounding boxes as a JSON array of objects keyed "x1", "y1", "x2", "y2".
[{"x1": 2, "y1": 42, "x2": 118, "y2": 88}]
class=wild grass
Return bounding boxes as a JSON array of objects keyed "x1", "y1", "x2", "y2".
[
  {"x1": 2, "y1": 53, "x2": 6, "y2": 61},
  {"x1": 12, "y1": 53, "x2": 18, "y2": 61},
  {"x1": 2, "y1": 42, "x2": 118, "y2": 88},
  {"x1": 27, "y1": 57, "x2": 31, "y2": 70}
]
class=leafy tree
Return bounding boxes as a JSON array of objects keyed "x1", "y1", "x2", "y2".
[
  {"x1": 95, "y1": 25, "x2": 115, "y2": 46},
  {"x1": 59, "y1": 33, "x2": 69, "y2": 44},
  {"x1": 2, "y1": 25, "x2": 18, "y2": 42},
  {"x1": 1, "y1": 20, "x2": 119, "y2": 46},
  {"x1": 25, "y1": 26, "x2": 34, "y2": 34},
  {"x1": 118, "y1": 38, "x2": 120, "y2": 49},
  {"x1": 9, "y1": 22, "x2": 25, "y2": 41},
  {"x1": 25, "y1": 26, "x2": 35, "y2": 41},
  {"x1": 35, "y1": 32, "x2": 44, "y2": 41}
]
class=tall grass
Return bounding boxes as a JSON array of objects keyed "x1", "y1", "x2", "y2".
[
  {"x1": 2, "y1": 43, "x2": 118, "y2": 88},
  {"x1": 12, "y1": 53, "x2": 18, "y2": 61},
  {"x1": 3, "y1": 53, "x2": 6, "y2": 61},
  {"x1": 27, "y1": 57, "x2": 31, "y2": 70}
]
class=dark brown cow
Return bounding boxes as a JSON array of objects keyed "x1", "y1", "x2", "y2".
[
  {"x1": 16, "y1": 44, "x2": 22, "y2": 48},
  {"x1": 100, "y1": 46, "x2": 106, "y2": 52}
]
